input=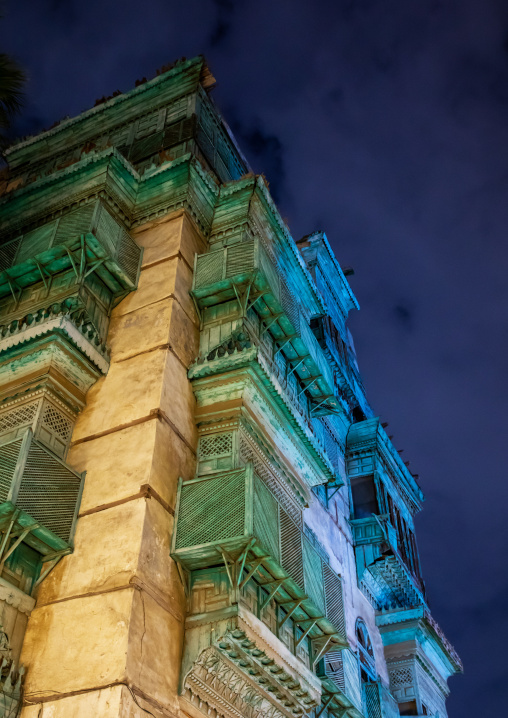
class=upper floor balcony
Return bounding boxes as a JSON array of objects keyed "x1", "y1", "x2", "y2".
[
  {"x1": 0, "y1": 428, "x2": 83, "y2": 550},
  {"x1": 0, "y1": 198, "x2": 142, "y2": 303},
  {"x1": 191, "y1": 238, "x2": 340, "y2": 417},
  {"x1": 317, "y1": 648, "x2": 365, "y2": 718},
  {"x1": 350, "y1": 516, "x2": 426, "y2": 611},
  {"x1": 172, "y1": 464, "x2": 346, "y2": 650}
]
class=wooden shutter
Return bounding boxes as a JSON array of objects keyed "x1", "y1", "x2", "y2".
[
  {"x1": 279, "y1": 507, "x2": 304, "y2": 590},
  {"x1": 323, "y1": 562, "x2": 346, "y2": 637},
  {"x1": 253, "y1": 475, "x2": 280, "y2": 562},
  {"x1": 303, "y1": 538, "x2": 325, "y2": 612}
]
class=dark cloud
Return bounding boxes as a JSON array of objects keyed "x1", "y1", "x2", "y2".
[
  {"x1": 229, "y1": 117, "x2": 285, "y2": 201},
  {"x1": 209, "y1": 0, "x2": 235, "y2": 48},
  {"x1": 393, "y1": 303, "x2": 414, "y2": 331},
  {"x1": 2, "y1": 1, "x2": 507, "y2": 713}
]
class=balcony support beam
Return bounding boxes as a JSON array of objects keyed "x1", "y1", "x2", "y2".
[
  {"x1": 0, "y1": 508, "x2": 20, "y2": 561},
  {"x1": 273, "y1": 336, "x2": 296, "y2": 358},
  {"x1": 287, "y1": 357, "x2": 304, "y2": 378},
  {"x1": 312, "y1": 635, "x2": 334, "y2": 667},
  {"x1": 278, "y1": 598, "x2": 306, "y2": 628},
  {"x1": 233, "y1": 276, "x2": 255, "y2": 318},
  {"x1": 260, "y1": 313, "x2": 284, "y2": 337},
  {"x1": 239, "y1": 555, "x2": 269, "y2": 590},
  {"x1": 316, "y1": 693, "x2": 335, "y2": 718},
  {"x1": 0, "y1": 522, "x2": 39, "y2": 572},
  {"x1": 260, "y1": 579, "x2": 286, "y2": 611},
  {"x1": 298, "y1": 375, "x2": 320, "y2": 398},
  {"x1": 310, "y1": 395, "x2": 333, "y2": 415},
  {"x1": 246, "y1": 290, "x2": 266, "y2": 312},
  {"x1": 33, "y1": 549, "x2": 69, "y2": 589},
  {"x1": 295, "y1": 619, "x2": 320, "y2": 647}
]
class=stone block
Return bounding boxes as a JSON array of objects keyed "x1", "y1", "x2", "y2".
[
  {"x1": 72, "y1": 347, "x2": 167, "y2": 441},
  {"x1": 136, "y1": 497, "x2": 185, "y2": 618},
  {"x1": 132, "y1": 210, "x2": 206, "y2": 269},
  {"x1": 69, "y1": 419, "x2": 158, "y2": 513},
  {"x1": 126, "y1": 586, "x2": 184, "y2": 715},
  {"x1": 21, "y1": 685, "x2": 123, "y2": 718},
  {"x1": 36, "y1": 500, "x2": 146, "y2": 605},
  {"x1": 160, "y1": 349, "x2": 198, "y2": 448},
  {"x1": 21, "y1": 589, "x2": 134, "y2": 697}
]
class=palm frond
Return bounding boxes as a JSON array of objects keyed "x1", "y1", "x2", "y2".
[{"x1": 0, "y1": 53, "x2": 25, "y2": 126}]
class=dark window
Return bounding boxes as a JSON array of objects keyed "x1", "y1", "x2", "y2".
[
  {"x1": 351, "y1": 476, "x2": 379, "y2": 519},
  {"x1": 399, "y1": 700, "x2": 418, "y2": 716}
]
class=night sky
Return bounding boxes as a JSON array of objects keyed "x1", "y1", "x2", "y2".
[{"x1": 3, "y1": 1, "x2": 508, "y2": 714}]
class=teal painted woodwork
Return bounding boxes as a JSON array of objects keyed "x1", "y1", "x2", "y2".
[
  {"x1": 0, "y1": 429, "x2": 83, "y2": 545},
  {"x1": 0, "y1": 199, "x2": 141, "y2": 302},
  {"x1": 171, "y1": 464, "x2": 347, "y2": 650},
  {"x1": 0, "y1": 52, "x2": 463, "y2": 718}
]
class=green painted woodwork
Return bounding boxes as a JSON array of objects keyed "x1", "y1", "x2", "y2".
[
  {"x1": 171, "y1": 464, "x2": 347, "y2": 649},
  {"x1": 317, "y1": 648, "x2": 364, "y2": 718},
  {"x1": 0, "y1": 429, "x2": 83, "y2": 545},
  {"x1": 0, "y1": 199, "x2": 141, "y2": 303},
  {"x1": 192, "y1": 238, "x2": 339, "y2": 415},
  {"x1": 5, "y1": 58, "x2": 210, "y2": 171}
]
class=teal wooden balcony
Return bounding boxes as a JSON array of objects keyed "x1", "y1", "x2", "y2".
[
  {"x1": 171, "y1": 464, "x2": 348, "y2": 657},
  {"x1": 0, "y1": 429, "x2": 84, "y2": 547},
  {"x1": 191, "y1": 239, "x2": 340, "y2": 416},
  {"x1": 317, "y1": 648, "x2": 365, "y2": 718},
  {"x1": 351, "y1": 516, "x2": 426, "y2": 611},
  {"x1": 0, "y1": 199, "x2": 142, "y2": 301}
]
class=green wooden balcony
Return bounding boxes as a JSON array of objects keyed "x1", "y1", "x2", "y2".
[
  {"x1": 0, "y1": 429, "x2": 84, "y2": 547},
  {"x1": 191, "y1": 239, "x2": 340, "y2": 416},
  {"x1": 171, "y1": 465, "x2": 348, "y2": 655},
  {"x1": 318, "y1": 648, "x2": 365, "y2": 718},
  {"x1": 0, "y1": 199, "x2": 142, "y2": 301}
]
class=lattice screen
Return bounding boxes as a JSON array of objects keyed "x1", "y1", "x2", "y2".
[
  {"x1": 363, "y1": 682, "x2": 382, "y2": 718},
  {"x1": 225, "y1": 242, "x2": 255, "y2": 278},
  {"x1": 342, "y1": 649, "x2": 363, "y2": 711},
  {"x1": 15, "y1": 437, "x2": 83, "y2": 543},
  {"x1": 41, "y1": 404, "x2": 73, "y2": 442},
  {"x1": 0, "y1": 237, "x2": 21, "y2": 272},
  {"x1": 175, "y1": 471, "x2": 246, "y2": 550},
  {"x1": 194, "y1": 251, "x2": 224, "y2": 289},
  {"x1": 324, "y1": 650, "x2": 345, "y2": 692},
  {"x1": 303, "y1": 537, "x2": 325, "y2": 612},
  {"x1": 389, "y1": 666, "x2": 413, "y2": 688},
  {"x1": 0, "y1": 438, "x2": 23, "y2": 502},
  {"x1": 36, "y1": 401, "x2": 74, "y2": 458},
  {"x1": 253, "y1": 475, "x2": 280, "y2": 561},
  {"x1": 239, "y1": 431, "x2": 302, "y2": 528},
  {"x1": 197, "y1": 432, "x2": 234, "y2": 474},
  {"x1": 0, "y1": 402, "x2": 38, "y2": 439}
]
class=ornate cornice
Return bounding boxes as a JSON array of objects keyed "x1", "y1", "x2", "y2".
[
  {"x1": 184, "y1": 627, "x2": 320, "y2": 718},
  {"x1": 0, "y1": 314, "x2": 109, "y2": 374}
]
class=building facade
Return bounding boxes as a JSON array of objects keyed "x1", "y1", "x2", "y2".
[{"x1": 0, "y1": 56, "x2": 461, "y2": 717}]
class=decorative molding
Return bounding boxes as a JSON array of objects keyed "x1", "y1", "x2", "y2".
[
  {"x1": 183, "y1": 625, "x2": 320, "y2": 718},
  {"x1": 0, "y1": 577, "x2": 35, "y2": 616},
  {"x1": 0, "y1": 315, "x2": 110, "y2": 374}
]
